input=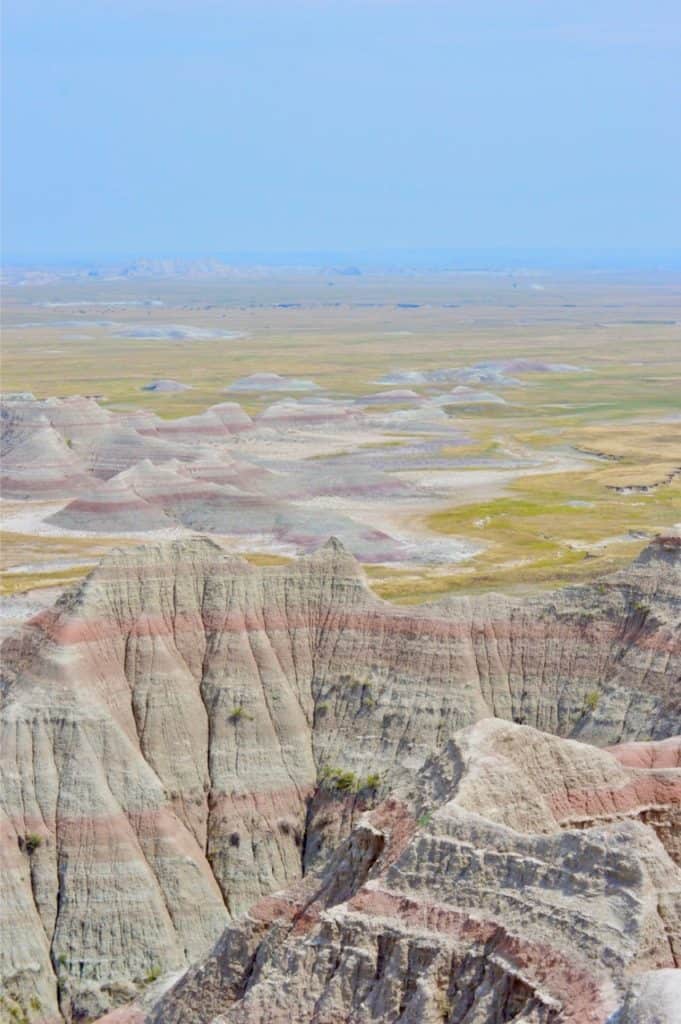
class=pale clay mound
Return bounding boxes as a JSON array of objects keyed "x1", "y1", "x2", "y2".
[
  {"x1": 0, "y1": 534, "x2": 679, "y2": 1023},
  {"x1": 2, "y1": 391, "x2": 589, "y2": 569},
  {"x1": 225, "y1": 373, "x2": 320, "y2": 392},
  {"x1": 141, "y1": 380, "x2": 191, "y2": 392},
  {"x1": 2, "y1": 393, "x2": 492, "y2": 565}
]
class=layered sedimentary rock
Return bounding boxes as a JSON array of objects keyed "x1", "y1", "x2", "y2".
[
  {"x1": 47, "y1": 462, "x2": 405, "y2": 561},
  {"x1": 147, "y1": 720, "x2": 681, "y2": 1024},
  {"x1": 0, "y1": 534, "x2": 679, "y2": 1022},
  {"x1": 0, "y1": 396, "x2": 255, "y2": 499},
  {"x1": 0, "y1": 399, "x2": 95, "y2": 497},
  {"x1": 1, "y1": 393, "x2": 467, "y2": 563}
]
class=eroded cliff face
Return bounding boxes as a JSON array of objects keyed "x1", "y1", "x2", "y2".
[
  {"x1": 0, "y1": 535, "x2": 679, "y2": 1022},
  {"x1": 146, "y1": 720, "x2": 681, "y2": 1024}
]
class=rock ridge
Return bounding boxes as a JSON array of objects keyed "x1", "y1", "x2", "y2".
[{"x1": 0, "y1": 534, "x2": 679, "y2": 1022}]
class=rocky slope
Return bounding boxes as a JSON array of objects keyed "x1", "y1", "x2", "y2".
[
  {"x1": 144, "y1": 720, "x2": 681, "y2": 1024},
  {"x1": 0, "y1": 534, "x2": 679, "y2": 1023}
]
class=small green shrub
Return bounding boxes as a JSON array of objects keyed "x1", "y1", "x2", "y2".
[
  {"x1": 320, "y1": 767, "x2": 359, "y2": 793},
  {"x1": 334, "y1": 770, "x2": 359, "y2": 792},
  {"x1": 229, "y1": 705, "x2": 252, "y2": 723},
  {"x1": 23, "y1": 833, "x2": 43, "y2": 855},
  {"x1": 145, "y1": 965, "x2": 161, "y2": 984},
  {"x1": 363, "y1": 773, "x2": 381, "y2": 791},
  {"x1": 417, "y1": 811, "x2": 433, "y2": 828},
  {"x1": 583, "y1": 690, "x2": 600, "y2": 713},
  {"x1": 29, "y1": 998, "x2": 42, "y2": 1013}
]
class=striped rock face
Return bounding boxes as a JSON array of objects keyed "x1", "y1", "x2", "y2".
[
  {"x1": 0, "y1": 535, "x2": 679, "y2": 1023},
  {"x1": 147, "y1": 721, "x2": 681, "y2": 1024},
  {"x1": 0, "y1": 396, "x2": 255, "y2": 500}
]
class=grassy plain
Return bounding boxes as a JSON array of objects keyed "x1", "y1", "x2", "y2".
[{"x1": 2, "y1": 271, "x2": 679, "y2": 601}]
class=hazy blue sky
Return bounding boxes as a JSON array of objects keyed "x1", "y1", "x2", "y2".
[{"x1": 2, "y1": 0, "x2": 680, "y2": 263}]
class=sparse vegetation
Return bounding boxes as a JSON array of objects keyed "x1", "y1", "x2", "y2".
[
  {"x1": 362, "y1": 773, "x2": 381, "y2": 791},
  {"x1": 241, "y1": 552, "x2": 292, "y2": 567},
  {"x1": 320, "y1": 767, "x2": 360, "y2": 794},
  {"x1": 583, "y1": 690, "x2": 601, "y2": 713},
  {"x1": 332, "y1": 770, "x2": 359, "y2": 793},
  {"x1": 144, "y1": 964, "x2": 162, "y2": 984},
  {"x1": 229, "y1": 705, "x2": 253, "y2": 723},
  {"x1": 21, "y1": 833, "x2": 43, "y2": 855},
  {"x1": 1, "y1": 563, "x2": 96, "y2": 597},
  {"x1": 0, "y1": 995, "x2": 31, "y2": 1024},
  {"x1": 418, "y1": 811, "x2": 433, "y2": 828}
]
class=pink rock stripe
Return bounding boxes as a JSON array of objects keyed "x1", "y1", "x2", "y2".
[
  {"x1": 550, "y1": 775, "x2": 681, "y2": 822},
  {"x1": 347, "y1": 886, "x2": 618, "y2": 1022},
  {"x1": 64, "y1": 499, "x2": 155, "y2": 513},
  {"x1": 606, "y1": 736, "x2": 681, "y2": 769},
  {"x1": 208, "y1": 785, "x2": 314, "y2": 825},
  {"x1": 1, "y1": 475, "x2": 88, "y2": 491},
  {"x1": 367, "y1": 798, "x2": 417, "y2": 865},
  {"x1": 2, "y1": 805, "x2": 216, "y2": 878},
  {"x1": 5, "y1": 787, "x2": 316, "y2": 850},
  {"x1": 27, "y1": 605, "x2": 669, "y2": 654}
]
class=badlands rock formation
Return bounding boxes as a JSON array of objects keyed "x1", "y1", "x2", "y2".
[
  {"x1": 146, "y1": 720, "x2": 681, "y2": 1024},
  {"x1": 0, "y1": 396, "x2": 253, "y2": 499},
  {"x1": 0, "y1": 393, "x2": 474, "y2": 563},
  {"x1": 0, "y1": 534, "x2": 679, "y2": 1023}
]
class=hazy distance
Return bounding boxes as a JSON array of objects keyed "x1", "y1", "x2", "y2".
[{"x1": 3, "y1": 0, "x2": 681, "y2": 264}]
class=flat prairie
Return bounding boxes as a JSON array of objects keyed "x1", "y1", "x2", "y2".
[{"x1": 2, "y1": 270, "x2": 679, "y2": 605}]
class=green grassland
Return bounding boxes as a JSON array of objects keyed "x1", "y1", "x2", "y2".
[
  {"x1": 3, "y1": 272, "x2": 680, "y2": 418},
  {"x1": 2, "y1": 272, "x2": 679, "y2": 601},
  {"x1": 0, "y1": 531, "x2": 293, "y2": 597}
]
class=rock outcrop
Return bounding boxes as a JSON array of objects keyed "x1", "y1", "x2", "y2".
[
  {"x1": 0, "y1": 535, "x2": 679, "y2": 1022},
  {"x1": 147, "y1": 720, "x2": 681, "y2": 1024}
]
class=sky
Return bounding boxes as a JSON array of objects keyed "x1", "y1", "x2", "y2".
[{"x1": 2, "y1": 0, "x2": 681, "y2": 264}]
